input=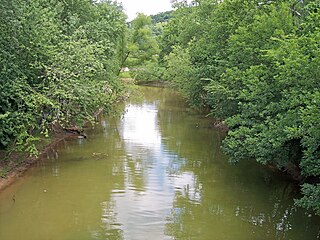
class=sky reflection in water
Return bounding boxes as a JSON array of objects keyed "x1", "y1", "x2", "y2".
[{"x1": 109, "y1": 103, "x2": 198, "y2": 240}]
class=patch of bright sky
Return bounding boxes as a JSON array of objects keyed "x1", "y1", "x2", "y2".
[{"x1": 116, "y1": 0, "x2": 173, "y2": 21}]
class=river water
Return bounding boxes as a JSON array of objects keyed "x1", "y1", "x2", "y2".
[{"x1": 0, "y1": 86, "x2": 319, "y2": 240}]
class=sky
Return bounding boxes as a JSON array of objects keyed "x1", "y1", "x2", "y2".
[{"x1": 116, "y1": 0, "x2": 173, "y2": 21}]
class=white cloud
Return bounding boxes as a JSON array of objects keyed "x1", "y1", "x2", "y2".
[{"x1": 116, "y1": 0, "x2": 173, "y2": 21}]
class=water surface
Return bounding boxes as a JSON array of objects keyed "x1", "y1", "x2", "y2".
[{"x1": 0, "y1": 86, "x2": 319, "y2": 240}]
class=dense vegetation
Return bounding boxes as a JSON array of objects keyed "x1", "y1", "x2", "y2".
[
  {"x1": 0, "y1": 0, "x2": 127, "y2": 157},
  {"x1": 150, "y1": 11, "x2": 173, "y2": 24},
  {"x1": 158, "y1": 0, "x2": 320, "y2": 215},
  {"x1": 124, "y1": 12, "x2": 168, "y2": 82},
  {"x1": 1, "y1": 0, "x2": 319, "y2": 216}
]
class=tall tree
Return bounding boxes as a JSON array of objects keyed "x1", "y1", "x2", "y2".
[{"x1": 127, "y1": 13, "x2": 160, "y2": 67}]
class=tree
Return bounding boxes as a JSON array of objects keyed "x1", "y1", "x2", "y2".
[
  {"x1": 161, "y1": 0, "x2": 320, "y2": 215},
  {"x1": 0, "y1": 0, "x2": 127, "y2": 156},
  {"x1": 150, "y1": 10, "x2": 173, "y2": 24},
  {"x1": 127, "y1": 13, "x2": 160, "y2": 67}
]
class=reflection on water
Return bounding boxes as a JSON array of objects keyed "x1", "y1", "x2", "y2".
[
  {"x1": 0, "y1": 86, "x2": 319, "y2": 240},
  {"x1": 122, "y1": 104, "x2": 161, "y2": 146},
  {"x1": 111, "y1": 101, "x2": 198, "y2": 240}
]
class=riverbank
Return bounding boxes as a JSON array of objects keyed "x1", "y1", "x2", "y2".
[
  {"x1": 0, "y1": 79, "x2": 135, "y2": 192},
  {"x1": 0, "y1": 132, "x2": 85, "y2": 192},
  {"x1": 137, "y1": 79, "x2": 169, "y2": 87}
]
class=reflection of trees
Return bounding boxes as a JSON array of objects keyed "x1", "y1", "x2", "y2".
[
  {"x1": 151, "y1": 87, "x2": 319, "y2": 239},
  {"x1": 43, "y1": 113, "x2": 127, "y2": 239},
  {"x1": 164, "y1": 166, "x2": 318, "y2": 239},
  {"x1": 92, "y1": 115, "x2": 128, "y2": 238},
  {"x1": 124, "y1": 148, "x2": 152, "y2": 192},
  {"x1": 95, "y1": 199, "x2": 124, "y2": 240}
]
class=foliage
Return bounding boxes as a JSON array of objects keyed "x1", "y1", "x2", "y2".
[
  {"x1": 295, "y1": 184, "x2": 320, "y2": 215},
  {"x1": 0, "y1": 0, "x2": 127, "y2": 156},
  {"x1": 125, "y1": 13, "x2": 163, "y2": 82},
  {"x1": 161, "y1": 0, "x2": 320, "y2": 214},
  {"x1": 131, "y1": 61, "x2": 165, "y2": 83},
  {"x1": 164, "y1": 47, "x2": 201, "y2": 106},
  {"x1": 127, "y1": 13, "x2": 160, "y2": 67},
  {"x1": 150, "y1": 10, "x2": 173, "y2": 24}
]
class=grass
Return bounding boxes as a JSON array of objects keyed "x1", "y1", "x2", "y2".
[{"x1": 119, "y1": 71, "x2": 132, "y2": 78}]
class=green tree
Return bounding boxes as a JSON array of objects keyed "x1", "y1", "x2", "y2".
[
  {"x1": 127, "y1": 13, "x2": 160, "y2": 67},
  {"x1": 0, "y1": 0, "x2": 128, "y2": 157},
  {"x1": 161, "y1": 0, "x2": 320, "y2": 215},
  {"x1": 125, "y1": 13, "x2": 163, "y2": 82}
]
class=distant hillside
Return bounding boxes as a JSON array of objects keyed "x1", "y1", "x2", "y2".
[{"x1": 150, "y1": 11, "x2": 173, "y2": 24}]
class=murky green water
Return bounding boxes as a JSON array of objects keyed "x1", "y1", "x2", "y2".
[{"x1": 0, "y1": 86, "x2": 319, "y2": 240}]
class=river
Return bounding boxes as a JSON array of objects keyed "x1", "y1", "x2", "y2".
[{"x1": 0, "y1": 86, "x2": 319, "y2": 240}]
